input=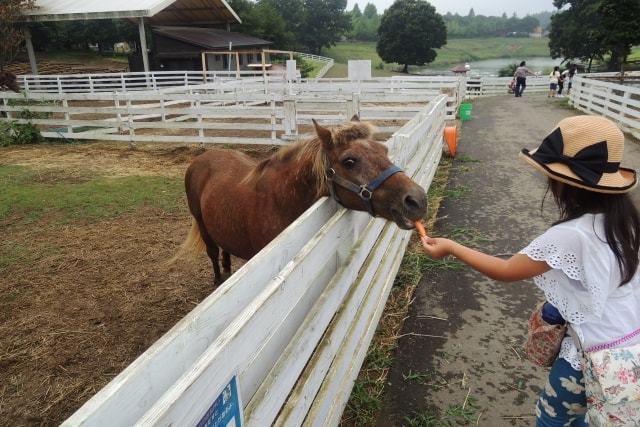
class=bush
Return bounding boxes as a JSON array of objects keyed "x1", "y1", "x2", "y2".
[
  {"x1": 294, "y1": 55, "x2": 317, "y2": 78},
  {"x1": 0, "y1": 121, "x2": 44, "y2": 147},
  {"x1": 498, "y1": 63, "x2": 518, "y2": 77}
]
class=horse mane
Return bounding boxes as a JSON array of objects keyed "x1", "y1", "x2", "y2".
[{"x1": 242, "y1": 120, "x2": 376, "y2": 195}]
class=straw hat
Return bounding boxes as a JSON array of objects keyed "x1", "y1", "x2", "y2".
[{"x1": 520, "y1": 115, "x2": 637, "y2": 194}]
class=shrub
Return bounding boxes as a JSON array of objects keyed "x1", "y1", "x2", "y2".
[
  {"x1": 0, "y1": 121, "x2": 44, "y2": 147},
  {"x1": 498, "y1": 63, "x2": 518, "y2": 77}
]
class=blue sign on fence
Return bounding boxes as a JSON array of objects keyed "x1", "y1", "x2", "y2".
[{"x1": 196, "y1": 375, "x2": 243, "y2": 427}]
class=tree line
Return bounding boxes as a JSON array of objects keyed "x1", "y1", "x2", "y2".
[{"x1": 549, "y1": 0, "x2": 640, "y2": 72}]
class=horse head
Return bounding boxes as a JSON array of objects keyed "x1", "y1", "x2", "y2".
[
  {"x1": 0, "y1": 71, "x2": 21, "y2": 93},
  {"x1": 313, "y1": 116, "x2": 427, "y2": 230}
]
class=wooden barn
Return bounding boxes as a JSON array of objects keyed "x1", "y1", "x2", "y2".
[{"x1": 145, "y1": 26, "x2": 273, "y2": 72}]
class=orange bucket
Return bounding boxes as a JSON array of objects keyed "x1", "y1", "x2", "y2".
[{"x1": 444, "y1": 126, "x2": 458, "y2": 157}]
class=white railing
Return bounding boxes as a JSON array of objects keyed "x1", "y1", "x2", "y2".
[
  {"x1": 466, "y1": 76, "x2": 549, "y2": 98},
  {"x1": 0, "y1": 76, "x2": 462, "y2": 145},
  {"x1": 570, "y1": 74, "x2": 640, "y2": 139},
  {"x1": 61, "y1": 95, "x2": 447, "y2": 427},
  {"x1": 295, "y1": 52, "x2": 335, "y2": 79},
  {"x1": 17, "y1": 52, "x2": 335, "y2": 93}
]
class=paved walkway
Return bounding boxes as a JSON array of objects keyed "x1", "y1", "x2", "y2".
[{"x1": 378, "y1": 94, "x2": 640, "y2": 426}]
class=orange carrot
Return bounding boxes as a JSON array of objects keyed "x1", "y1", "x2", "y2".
[{"x1": 414, "y1": 220, "x2": 427, "y2": 238}]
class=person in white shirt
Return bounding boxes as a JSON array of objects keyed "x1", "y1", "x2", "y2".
[
  {"x1": 549, "y1": 66, "x2": 561, "y2": 98},
  {"x1": 420, "y1": 116, "x2": 639, "y2": 426}
]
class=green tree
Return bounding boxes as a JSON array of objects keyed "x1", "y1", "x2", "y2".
[
  {"x1": 0, "y1": 0, "x2": 36, "y2": 70},
  {"x1": 468, "y1": 8, "x2": 475, "y2": 18},
  {"x1": 363, "y1": 3, "x2": 377, "y2": 19},
  {"x1": 229, "y1": 0, "x2": 296, "y2": 49},
  {"x1": 550, "y1": 0, "x2": 640, "y2": 72},
  {"x1": 263, "y1": 0, "x2": 305, "y2": 46},
  {"x1": 549, "y1": 1, "x2": 606, "y2": 71},
  {"x1": 300, "y1": 0, "x2": 351, "y2": 54},
  {"x1": 351, "y1": 3, "x2": 362, "y2": 17},
  {"x1": 598, "y1": 0, "x2": 640, "y2": 73},
  {"x1": 377, "y1": 0, "x2": 446, "y2": 73}
]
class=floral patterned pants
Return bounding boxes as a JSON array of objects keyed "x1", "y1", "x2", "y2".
[{"x1": 536, "y1": 357, "x2": 587, "y2": 426}]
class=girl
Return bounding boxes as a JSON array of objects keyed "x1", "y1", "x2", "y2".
[
  {"x1": 421, "y1": 115, "x2": 639, "y2": 426},
  {"x1": 549, "y1": 66, "x2": 561, "y2": 98}
]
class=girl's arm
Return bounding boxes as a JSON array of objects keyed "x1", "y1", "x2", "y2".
[{"x1": 421, "y1": 237, "x2": 550, "y2": 282}]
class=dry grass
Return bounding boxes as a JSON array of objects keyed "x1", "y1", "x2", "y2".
[{"x1": 341, "y1": 154, "x2": 454, "y2": 426}]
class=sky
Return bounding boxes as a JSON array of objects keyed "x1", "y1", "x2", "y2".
[{"x1": 347, "y1": 0, "x2": 556, "y2": 16}]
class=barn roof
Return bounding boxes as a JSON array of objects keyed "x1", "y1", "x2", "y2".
[
  {"x1": 22, "y1": 0, "x2": 241, "y2": 25},
  {"x1": 154, "y1": 26, "x2": 272, "y2": 50}
]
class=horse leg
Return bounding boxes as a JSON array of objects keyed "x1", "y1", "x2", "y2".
[
  {"x1": 222, "y1": 251, "x2": 231, "y2": 278},
  {"x1": 196, "y1": 222, "x2": 223, "y2": 286}
]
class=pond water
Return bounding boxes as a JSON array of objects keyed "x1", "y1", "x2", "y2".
[{"x1": 418, "y1": 57, "x2": 561, "y2": 77}]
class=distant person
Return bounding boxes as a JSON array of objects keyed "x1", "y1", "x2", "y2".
[
  {"x1": 548, "y1": 66, "x2": 561, "y2": 98},
  {"x1": 564, "y1": 64, "x2": 578, "y2": 96},
  {"x1": 557, "y1": 71, "x2": 565, "y2": 97},
  {"x1": 513, "y1": 61, "x2": 535, "y2": 98}
]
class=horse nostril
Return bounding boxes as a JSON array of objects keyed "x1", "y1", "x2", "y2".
[{"x1": 404, "y1": 195, "x2": 421, "y2": 211}]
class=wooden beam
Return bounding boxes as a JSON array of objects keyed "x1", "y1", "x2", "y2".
[
  {"x1": 24, "y1": 27, "x2": 38, "y2": 75},
  {"x1": 138, "y1": 18, "x2": 150, "y2": 74}
]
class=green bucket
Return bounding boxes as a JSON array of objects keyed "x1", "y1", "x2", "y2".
[{"x1": 459, "y1": 103, "x2": 473, "y2": 121}]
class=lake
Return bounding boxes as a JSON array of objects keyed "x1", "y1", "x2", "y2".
[{"x1": 419, "y1": 57, "x2": 561, "y2": 77}]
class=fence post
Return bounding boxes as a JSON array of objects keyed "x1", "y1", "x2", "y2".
[
  {"x1": 619, "y1": 89, "x2": 631, "y2": 125},
  {"x1": 196, "y1": 98, "x2": 204, "y2": 145},
  {"x1": 63, "y1": 98, "x2": 72, "y2": 135},
  {"x1": 126, "y1": 97, "x2": 135, "y2": 148},
  {"x1": 57, "y1": 77, "x2": 63, "y2": 94},
  {"x1": 347, "y1": 93, "x2": 360, "y2": 119},
  {"x1": 120, "y1": 73, "x2": 126, "y2": 92},
  {"x1": 115, "y1": 94, "x2": 123, "y2": 133},
  {"x1": 89, "y1": 76, "x2": 94, "y2": 93},
  {"x1": 270, "y1": 95, "x2": 277, "y2": 140},
  {"x1": 3, "y1": 97, "x2": 13, "y2": 120},
  {"x1": 283, "y1": 97, "x2": 297, "y2": 137}
]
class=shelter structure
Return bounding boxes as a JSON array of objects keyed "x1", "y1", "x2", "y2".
[
  {"x1": 147, "y1": 26, "x2": 271, "y2": 72},
  {"x1": 20, "y1": 0, "x2": 241, "y2": 74}
]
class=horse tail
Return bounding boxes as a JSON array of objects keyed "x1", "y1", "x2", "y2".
[{"x1": 170, "y1": 218, "x2": 206, "y2": 264}]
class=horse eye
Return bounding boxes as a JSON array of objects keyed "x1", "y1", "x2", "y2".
[{"x1": 342, "y1": 158, "x2": 357, "y2": 169}]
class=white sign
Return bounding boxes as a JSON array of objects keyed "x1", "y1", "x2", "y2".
[
  {"x1": 286, "y1": 60, "x2": 298, "y2": 81},
  {"x1": 348, "y1": 60, "x2": 372, "y2": 81}
]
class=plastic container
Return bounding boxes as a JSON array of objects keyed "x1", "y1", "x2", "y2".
[
  {"x1": 459, "y1": 103, "x2": 473, "y2": 121},
  {"x1": 443, "y1": 126, "x2": 458, "y2": 157}
]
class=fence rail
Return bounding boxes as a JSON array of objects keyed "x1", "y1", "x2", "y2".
[
  {"x1": 61, "y1": 95, "x2": 448, "y2": 427},
  {"x1": 466, "y1": 76, "x2": 549, "y2": 98},
  {"x1": 569, "y1": 74, "x2": 640, "y2": 139},
  {"x1": 1, "y1": 76, "x2": 463, "y2": 145},
  {"x1": 17, "y1": 52, "x2": 335, "y2": 93}
]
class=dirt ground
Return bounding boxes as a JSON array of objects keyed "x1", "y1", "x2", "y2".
[{"x1": 0, "y1": 141, "x2": 278, "y2": 426}]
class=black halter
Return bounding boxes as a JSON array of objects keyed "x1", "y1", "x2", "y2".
[{"x1": 326, "y1": 165, "x2": 403, "y2": 216}]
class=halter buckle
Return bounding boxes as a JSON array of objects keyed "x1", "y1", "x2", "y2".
[{"x1": 359, "y1": 186, "x2": 373, "y2": 200}]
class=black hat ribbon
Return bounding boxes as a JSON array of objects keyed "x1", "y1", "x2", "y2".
[{"x1": 531, "y1": 128, "x2": 620, "y2": 185}]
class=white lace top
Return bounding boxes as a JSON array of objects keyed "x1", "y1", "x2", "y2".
[{"x1": 520, "y1": 213, "x2": 640, "y2": 370}]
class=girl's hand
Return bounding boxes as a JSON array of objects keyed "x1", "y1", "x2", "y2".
[{"x1": 420, "y1": 236, "x2": 454, "y2": 259}]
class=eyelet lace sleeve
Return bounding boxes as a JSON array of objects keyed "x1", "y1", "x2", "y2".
[{"x1": 519, "y1": 222, "x2": 612, "y2": 325}]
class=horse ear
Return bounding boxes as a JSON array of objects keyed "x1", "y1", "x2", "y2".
[
  {"x1": 312, "y1": 119, "x2": 333, "y2": 149},
  {"x1": 350, "y1": 114, "x2": 360, "y2": 122}
]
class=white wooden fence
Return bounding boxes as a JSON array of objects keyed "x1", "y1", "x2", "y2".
[
  {"x1": 0, "y1": 76, "x2": 463, "y2": 145},
  {"x1": 17, "y1": 53, "x2": 335, "y2": 93},
  {"x1": 569, "y1": 73, "x2": 640, "y2": 139},
  {"x1": 61, "y1": 94, "x2": 447, "y2": 427},
  {"x1": 466, "y1": 76, "x2": 549, "y2": 98}
]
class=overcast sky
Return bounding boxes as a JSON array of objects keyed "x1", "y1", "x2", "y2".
[{"x1": 347, "y1": 0, "x2": 557, "y2": 16}]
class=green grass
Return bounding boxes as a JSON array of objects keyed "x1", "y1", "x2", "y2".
[
  {"x1": 323, "y1": 37, "x2": 551, "y2": 76},
  {"x1": 0, "y1": 165, "x2": 184, "y2": 225}
]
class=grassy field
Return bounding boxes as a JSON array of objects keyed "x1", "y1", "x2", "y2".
[{"x1": 324, "y1": 37, "x2": 551, "y2": 76}]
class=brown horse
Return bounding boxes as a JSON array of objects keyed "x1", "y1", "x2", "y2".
[
  {"x1": 176, "y1": 117, "x2": 427, "y2": 285},
  {"x1": 0, "y1": 71, "x2": 20, "y2": 93}
]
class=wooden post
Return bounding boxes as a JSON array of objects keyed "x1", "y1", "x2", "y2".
[
  {"x1": 235, "y1": 52, "x2": 240, "y2": 79},
  {"x1": 201, "y1": 52, "x2": 207, "y2": 83},
  {"x1": 63, "y1": 98, "x2": 72, "y2": 135},
  {"x1": 24, "y1": 27, "x2": 38, "y2": 75},
  {"x1": 283, "y1": 98, "x2": 297, "y2": 137},
  {"x1": 138, "y1": 18, "x2": 150, "y2": 75}
]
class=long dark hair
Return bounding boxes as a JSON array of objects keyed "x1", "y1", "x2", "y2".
[{"x1": 546, "y1": 180, "x2": 640, "y2": 285}]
